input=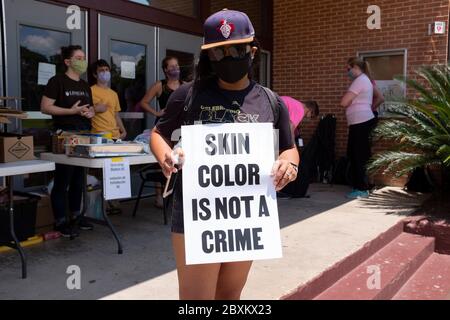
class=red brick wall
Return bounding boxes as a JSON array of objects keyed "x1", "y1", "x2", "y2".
[
  {"x1": 150, "y1": 0, "x2": 196, "y2": 17},
  {"x1": 273, "y1": 0, "x2": 449, "y2": 185}
]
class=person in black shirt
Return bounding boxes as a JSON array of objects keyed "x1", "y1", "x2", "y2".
[
  {"x1": 151, "y1": 9, "x2": 299, "y2": 300},
  {"x1": 140, "y1": 56, "x2": 183, "y2": 208},
  {"x1": 140, "y1": 56, "x2": 183, "y2": 119},
  {"x1": 41, "y1": 45, "x2": 95, "y2": 238}
]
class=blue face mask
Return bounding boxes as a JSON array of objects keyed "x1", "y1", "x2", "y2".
[
  {"x1": 348, "y1": 70, "x2": 356, "y2": 80},
  {"x1": 98, "y1": 71, "x2": 111, "y2": 83}
]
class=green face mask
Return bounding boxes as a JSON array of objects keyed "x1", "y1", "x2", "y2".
[{"x1": 70, "y1": 59, "x2": 88, "y2": 75}]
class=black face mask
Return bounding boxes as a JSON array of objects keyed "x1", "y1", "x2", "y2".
[{"x1": 211, "y1": 53, "x2": 252, "y2": 84}]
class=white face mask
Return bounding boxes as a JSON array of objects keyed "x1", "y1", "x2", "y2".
[{"x1": 98, "y1": 71, "x2": 111, "y2": 83}]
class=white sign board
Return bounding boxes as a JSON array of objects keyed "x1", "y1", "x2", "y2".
[
  {"x1": 182, "y1": 123, "x2": 282, "y2": 265},
  {"x1": 375, "y1": 80, "x2": 406, "y2": 115},
  {"x1": 434, "y1": 21, "x2": 446, "y2": 34},
  {"x1": 38, "y1": 62, "x2": 56, "y2": 86},
  {"x1": 121, "y1": 61, "x2": 136, "y2": 79},
  {"x1": 103, "y1": 158, "x2": 131, "y2": 200}
]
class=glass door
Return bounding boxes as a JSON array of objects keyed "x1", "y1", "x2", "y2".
[
  {"x1": 158, "y1": 27, "x2": 203, "y2": 84},
  {"x1": 0, "y1": 11, "x2": 3, "y2": 99},
  {"x1": 3, "y1": 0, "x2": 87, "y2": 190},
  {"x1": 4, "y1": 0, "x2": 87, "y2": 128},
  {"x1": 98, "y1": 15, "x2": 156, "y2": 140}
]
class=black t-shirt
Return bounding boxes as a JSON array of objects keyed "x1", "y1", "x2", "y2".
[
  {"x1": 43, "y1": 74, "x2": 93, "y2": 131},
  {"x1": 156, "y1": 81, "x2": 294, "y2": 152}
]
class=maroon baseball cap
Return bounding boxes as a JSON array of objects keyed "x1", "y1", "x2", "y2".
[{"x1": 201, "y1": 9, "x2": 255, "y2": 50}]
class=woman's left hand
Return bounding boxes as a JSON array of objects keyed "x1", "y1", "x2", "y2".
[
  {"x1": 119, "y1": 128, "x2": 127, "y2": 140},
  {"x1": 271, "y1": 160, "x2": 298, "y2": 191},
  {"x1": 82, "y1": 107, "x2": 95, "y2": 119}
]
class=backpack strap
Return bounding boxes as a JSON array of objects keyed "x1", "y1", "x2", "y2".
[
  {"x1": 259, "y1": 85, "x2": 280, "y2": 125},
  {"x1": 182, "y1": 84, "x2": 197, "y2": 125},
  {"x1": 183, "y1": 86, "x2": 194, "y2": 112}
]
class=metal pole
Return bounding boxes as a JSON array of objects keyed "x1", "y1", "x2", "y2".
[{"x1": 8, "y1": 176, "x2": 27, "y2": 279}]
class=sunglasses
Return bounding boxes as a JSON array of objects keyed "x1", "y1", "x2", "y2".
[{"x1": 208, "y1": 44, "x2": 251, "y2": 62}]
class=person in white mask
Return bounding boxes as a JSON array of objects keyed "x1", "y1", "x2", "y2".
[{"x1": 90, "y1": 59, "x2": 126, "y2": 140}]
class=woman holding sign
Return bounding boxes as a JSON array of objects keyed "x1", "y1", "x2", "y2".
[{"x1": 151, "y1": 9, "x2": 299, "y2": 300}]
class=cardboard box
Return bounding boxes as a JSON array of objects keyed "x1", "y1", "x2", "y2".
[
  {"x1": 0, "y1": 134, "x2": 34, "y2": 163},
  {"x1": 0, "y1": 194, "x2": 39, "y2": 242},
  {"x1": 30, "y1": 193, "x2": 55, "y2": 235},
  {"x1": 62, "y1": 133, "x2": 91, "y2": 156}
]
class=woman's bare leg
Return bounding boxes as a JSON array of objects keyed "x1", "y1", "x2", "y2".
[
  {"x1": 215, "y1": 261, "x2": 253, "y2": 300},
  {"x1": 172, "y1": 233, "x2": 221, "y2": 300}
]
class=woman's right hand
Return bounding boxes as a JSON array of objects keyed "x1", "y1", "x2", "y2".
[
  {"x1": 155, "y1": 110, "x2": 165, "y2": 118},
  {"x1": 161, "y1": 148, "x2": 184, "y2": 178},
  {"x1": 81, "y1": 107, "x2": 95, "y2": 119},
  {"x1": 71, "y1": 100, "x2": 90, "y2": 115}
]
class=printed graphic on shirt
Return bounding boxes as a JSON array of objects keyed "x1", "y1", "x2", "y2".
[
  {"x1": 199, "y1": 104, "x2": 260, "y2": 124},
  {"x1": 156, "y1": 82, "x2": 294, "y2": 152},
  {"x1": 65, "y1": 90, "x2": 90, "y2": 98}
]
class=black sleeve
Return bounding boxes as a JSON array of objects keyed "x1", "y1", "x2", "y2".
[
  {"x1": 155, "y1": 82, "x2": 192, "y2": 142},
  {"x1": 43, "y1": 76, "x2": 60, "y2": 100},
  {"x1": 275, "y1": 95, "x2": 295, "y2": 152}
]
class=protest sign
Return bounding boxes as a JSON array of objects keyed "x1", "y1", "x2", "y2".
[{"x1": 182, "y1": 123, "x2": 282, "y2": 265}]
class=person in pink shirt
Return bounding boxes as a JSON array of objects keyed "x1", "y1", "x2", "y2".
[
  {"x1": 280, "y1": 96, "x2": 320, "y2": 138},
  {"x1": 340, "y1": 57, "x2": 377, "y2": 199},
  {"x1": 370, "y1": 79, "x2": 385, "y2": 118}
]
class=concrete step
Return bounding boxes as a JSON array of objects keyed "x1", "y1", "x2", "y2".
[
  {"x1": 283, "y1": 221, "x2": 405, "y2": 300},
  {"x1": 393, "y1": 253, "x2": 450, "y2": 300},
  {"x1": 314, "y1": 233, "x2": 435, "y2": 300}
]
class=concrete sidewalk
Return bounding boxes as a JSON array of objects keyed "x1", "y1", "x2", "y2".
[{"x1": 0, "y1": 184, "x2": 427, "y2": 300}]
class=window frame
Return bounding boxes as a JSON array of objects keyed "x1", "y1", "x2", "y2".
[
  {"x1": 358, "y1": 48, "x2": 408, "y2": 118},
  {"x1": 18, "y1": 24, "x2": 72, "y2": 112},
  {"x1": 259, "y1": 49, "x2": 271, "y2": 88},
  {"x1": 128, "y1": 0, "x2": 200, "y2": 19}
]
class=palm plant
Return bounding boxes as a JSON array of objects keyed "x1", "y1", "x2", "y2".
[{"x1": 368, "y1": 64, "x2": 450, "y2": 183}]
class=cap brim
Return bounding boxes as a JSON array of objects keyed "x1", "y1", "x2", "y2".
[{"x1": 201, "y1": 36, "x2": 254, "y2": 50}]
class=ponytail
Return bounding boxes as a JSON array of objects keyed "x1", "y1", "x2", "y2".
[{"x1": 347, "y1": 57, "x2": 372, "y2": 80}]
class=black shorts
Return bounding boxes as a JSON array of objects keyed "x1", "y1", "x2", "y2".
[{"x1": 167, "y1": 173, "x2": 185, "y2": 234}]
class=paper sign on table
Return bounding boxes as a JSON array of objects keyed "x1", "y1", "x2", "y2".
[{"x1": 103, "y1": 158, "x2": 131, "y2": 200}]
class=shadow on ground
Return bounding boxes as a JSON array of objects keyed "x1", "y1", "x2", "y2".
[
  {"x1": 277, "y1": 183, "x2": 353, "y2": 228},
  {"x1": 0, "y1": 199, "x2": 175, "y2": 300},
  {"x1": 0, "y1": 183, "x2": 420, "y2": 300},
  {"x1": 357, "y1": 187, "x2": 430, "y2": 216}
]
